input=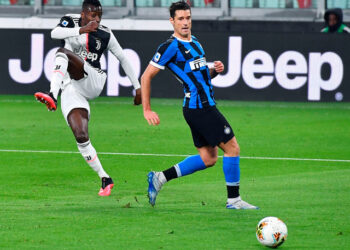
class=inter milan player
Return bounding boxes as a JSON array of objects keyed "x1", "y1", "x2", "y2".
[
  {"x1": 141, "y1": 1, "x2": 258, "y2": 209},
  {"x1": 35, "y1": 0, "x2": 141, "y2": 196}
]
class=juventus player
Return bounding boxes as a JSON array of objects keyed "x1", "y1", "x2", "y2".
[
  {"x1": 35, "y1": 0, "x2": 141, "y2": 196},
  {"x1": 142, "y1": 1, "x2": 258, "y2": 209}
]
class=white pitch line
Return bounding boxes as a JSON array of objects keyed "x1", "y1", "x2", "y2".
[{"x1": 0, "y1": 149, "x2": 350, "y2": 163}]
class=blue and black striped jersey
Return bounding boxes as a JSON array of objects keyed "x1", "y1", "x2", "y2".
[{"x1": 150, "y1": 35, "x2": 215, "y2": 109}]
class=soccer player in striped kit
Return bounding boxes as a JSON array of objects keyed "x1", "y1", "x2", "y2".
[
  {"x1": 141, "y1": 1, "x2": 258, "y2": 209},
  {"x1": 35, "y1": 0, "x2": 141, "y2": 196}
]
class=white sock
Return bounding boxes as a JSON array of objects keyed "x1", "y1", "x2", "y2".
[
  {"x1": 227, "y1": 196, "x2": 241, "y2": 204},
  {"x1": 77, "y1": 140, "x2": 109, "y2": 179},
  {"x1": 50, "y1": 52, "x2": 68, "y2": 100},
  {"x1": 157, "y1": 171, "x2": 167, "y2": 185}
]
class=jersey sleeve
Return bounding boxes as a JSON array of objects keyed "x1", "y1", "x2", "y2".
[
  {"x1": 107, "y1": 32, "x2": 141, "y2": 90},
  {"x1": 51, "y1": 15, "x2": 80, "y2": 39},
  {"x1": 150, "y1": 40, "x2": 176, "y2": 70},
  {"x1": 58, "y1": 16, "x2": 75, "y2": 28},
  {"x1": 107, "y1": 31, "x2": 123, "y2": 58}
]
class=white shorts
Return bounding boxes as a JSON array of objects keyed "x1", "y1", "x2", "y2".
[{"x1": 61, "y1": 62, "x2": 107, "y2": 124}]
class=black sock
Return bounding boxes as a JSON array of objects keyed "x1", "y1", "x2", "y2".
[
  {"x1": 227, "y1": 186, "x2": 240, "y2": 199},
  {"x1": 162, "y1": 166, "x2": 178, "y2": 182}
]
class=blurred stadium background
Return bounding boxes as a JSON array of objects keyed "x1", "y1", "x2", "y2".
[
  {"x1": 0, "y1": 0, "x2": 349, "y2": 102},
  {"x1": 0, "y1": 0, "x2": 349, "y2": 19}
]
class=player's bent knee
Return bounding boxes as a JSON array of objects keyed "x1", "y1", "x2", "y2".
[
  {"x1": 222, "y1": 140, "x2": 240, "y2": 157},
  {"x1": 203, "y1": 155, "x2": 218, "y2": 167},
  {"x1": 56, "y1": 47, "x2": 73, "y2": 54},
  {"x1": 74, "y1": 131, "x2": 89, "y2": 144},
  {"x1": 56, "y1": 47, "x2": 68, "y2": 54},
  {"x1": 56, "y1": 48, "x2": 73, "y2": 61}
]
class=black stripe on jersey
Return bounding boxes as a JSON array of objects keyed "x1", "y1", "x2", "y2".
[
  {"x1": 200, "y1": 69, "x2": 211, "y2": 88},
  {"x1": 200, "y1": 69, "x2": 215, "y2": 104},
  {"x1": 190, "y1": 42, "x2": 203, "y2": 56},
  {"x1": 158, "y1": 37, "x2": 175, "y2": 55},
  {"x1": 196, "y1": 94, "x2": 200, "y2": 109},
  {"x1": 187, "y1": 72, "x2": 210, "y2": 108},
  {"x1": 176, "y1": 61, "x2": 186, "y2": 71},
  {"x1": 178, "y1": 42, "x2": 192, "y2": 61},
  {"x1": 59, "y1": 16, "x2": 75, "y2": 28},
  {"x1": 86, "y1": 29, "x2": 110, "y2": 69},
  {"x1": 168, "y1": 66, "x2": 191, "y2": 108}
]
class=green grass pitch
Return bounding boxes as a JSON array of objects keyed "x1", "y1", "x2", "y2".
[{"x1": 0, "y1": 95, "x2": 349, "y2": 249}]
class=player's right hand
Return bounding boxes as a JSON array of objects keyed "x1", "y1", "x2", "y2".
[
  {"x1": 80, "y1": 21, "x2": 99, "y2": 34},
  {"x1": 144, "y1": 110, "x2": 160, "y2": 126}
]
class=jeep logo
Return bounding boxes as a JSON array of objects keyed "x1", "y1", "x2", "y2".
[
  {"x1": 211, "y1": 36, "x2": 344, "y2": 101},
  {"x1": 74, "y1": 47, "x2": 98, "y2": 62}
]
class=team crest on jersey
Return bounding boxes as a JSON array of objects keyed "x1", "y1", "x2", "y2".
[
  {"x1": 61, "y1": 20, "x2": 69, "y2": 27},
  {"x1": 153, "y1": 52, "x2": 161, "y2": 62},
  {"x1": 224, "y1": 126, "x2": 231, "y2": 135},
  {"x1": 96, "y1": 39, "x2": 101, "y2": 50}
]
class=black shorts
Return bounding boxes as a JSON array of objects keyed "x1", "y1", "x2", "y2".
[{"x1": 183, "y1": 106, "x2": 235, "y2": 148}]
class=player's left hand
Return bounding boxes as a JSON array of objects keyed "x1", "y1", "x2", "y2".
[
  {"x1": 134, "y1": 88, "x2": 141, "y2": 105},
  {"x1": 213, "y1": 61, "x2": 224, "y2": 73}
]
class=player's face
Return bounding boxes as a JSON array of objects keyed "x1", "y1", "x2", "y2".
[
  {"x1": 170, "y1": 9, "x2": 192, "y2": 39},
  {"x1": 328, "y1": 14, "x2": 338, "y2": 27},
  {"x1": 81, "y1": 5, "x2": 102, "y2": 26}
]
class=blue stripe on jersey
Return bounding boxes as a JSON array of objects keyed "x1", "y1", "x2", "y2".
[{"x1": 151, "y1": 35, "x2": 216, "y2": 109}]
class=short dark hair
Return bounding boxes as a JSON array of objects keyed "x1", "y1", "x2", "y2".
[
  {"x1": 82, "y1": 0, "x2": 102, "y2": 11},
  {"x1": 169, "y1": 1, "x2": 191, "y2": 18}
]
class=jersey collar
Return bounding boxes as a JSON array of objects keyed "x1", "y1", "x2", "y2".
[{"x1": 172, "y1": 34, "x2": 192, "y2": 42}]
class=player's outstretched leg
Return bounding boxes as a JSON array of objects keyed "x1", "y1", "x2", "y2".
[
  {"x1": 34, "y1": 92, "x2": 57, "y2": 111},
  {"x1": 147, "y1": 171, "x2": 165, "y2": 206},
  {"x1": 34, "y1": 51, "x2": 69, "y2": 111},
  {"x1": 147, "y1": 155, "x2": 207, "y2": 206}
]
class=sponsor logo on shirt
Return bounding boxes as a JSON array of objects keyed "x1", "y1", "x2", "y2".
[
  {"x1": 189, "y1": 57, "x2": 207, "y2": 71},
  {"x1": 74, "y1": 47, "x2": 98, "y2": 61}
]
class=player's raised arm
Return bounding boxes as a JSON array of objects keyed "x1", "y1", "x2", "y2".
[
  {"x1": 141, "y1": 64, "x2": 161, "y2": 126},
  {"x1": 51, "y1": 15, "x2": 99, "y2": 40},
  {"x1": 107, "y1": 32, "x2": 141, "y2": 105},
  {"x1": 209, "y1": 61, "x2": 224, "y2": 79}
]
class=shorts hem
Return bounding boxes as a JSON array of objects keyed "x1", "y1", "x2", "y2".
[{"x1": 63, "y1": 106, "x2": 90, "y2": 125}]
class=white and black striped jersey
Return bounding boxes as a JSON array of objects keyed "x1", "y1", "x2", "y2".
[{"x1": 51, "y1": 14, "x2": 140, "y2": 89}]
